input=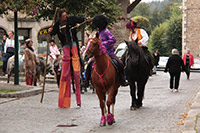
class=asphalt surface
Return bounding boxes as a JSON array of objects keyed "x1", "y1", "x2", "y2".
[{"x1": 0, "y1": 71, "x2": 200, "y2": 133}]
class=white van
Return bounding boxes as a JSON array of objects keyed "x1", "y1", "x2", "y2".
[{"x1": 115, "y1": 42, "x2": 127, "y2": 59}]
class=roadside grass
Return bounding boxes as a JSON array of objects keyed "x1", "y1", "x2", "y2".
[
  {"x1": 0, "y1": 89, "x2": 21, "y2": 93},
  {"x1": 194, "y1": 114, "x2": 199, "y2": 133}
]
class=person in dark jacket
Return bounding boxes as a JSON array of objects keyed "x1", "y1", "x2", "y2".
[
  {"x1": 164, "y1": 49, "x2": 185, "y2": 92},
  {"x1": 48, "y1": 9, "x2": 90, "y2": 108},
  {"x1": 152, "y1": 49, "x2": 160, "y2": 74}
]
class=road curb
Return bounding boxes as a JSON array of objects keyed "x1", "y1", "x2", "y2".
[
  {"x1": 0, "y1": 87, "x2": 43, "y2": 98},
  {"x1": 0, "y1": 76, "x2": 56, "y2": 84},
  {"x1": 183, "y1": 89, "x2": 200, "y2": 133}
]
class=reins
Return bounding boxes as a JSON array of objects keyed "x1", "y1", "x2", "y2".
[{"x1": 93, "y1": 53, "x2": 110, "y2": 90}]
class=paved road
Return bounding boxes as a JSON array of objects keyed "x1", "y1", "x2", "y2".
[{"x1": 0, "y1": 71, "x2": 200, "y2": 133}]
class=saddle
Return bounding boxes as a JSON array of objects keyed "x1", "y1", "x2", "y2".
[{"x1": 110, "y1": 56, "x2": 121, "y2": 73}]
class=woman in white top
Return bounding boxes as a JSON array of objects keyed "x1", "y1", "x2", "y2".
[
  {"x1": 126, "y1": 20, "x2": 154, "y2": 74},
  {"x1": 2, "y1": 31, "x2": 15, "y2": 73}
]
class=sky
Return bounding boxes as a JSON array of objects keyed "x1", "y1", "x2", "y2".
[{"x1": 130, "y1": 0, "x2": 164, "y2": 3}]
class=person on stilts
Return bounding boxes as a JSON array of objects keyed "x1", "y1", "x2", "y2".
[{"x1": 48, "y1": 9, "x2": 90, "y2": 108}]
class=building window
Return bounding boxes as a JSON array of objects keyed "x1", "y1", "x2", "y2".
[
  {"x1": 18, "y1": 28, "x2": 31, "y2": 54},
  {"x1": 37, "y1": 27, "x2": 83, "y2": 56},
  {"x1": 38, "y1": 27, "x2": 49, "y2": 56},
  {"x1": 18, "y1": 28, "x2": 31, "y2": 45},
  {"x1": 38, "y1": 27, "x2": 61, "y2": 56}
]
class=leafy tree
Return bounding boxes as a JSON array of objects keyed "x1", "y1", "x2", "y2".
[
  {"x1": 129, "y1": 3, "x2": 152, "y2": 34},
  {"x1": 36, "y1": 0, "x2": 122, "y2": 26},
  {"x1": 149, "y1": 0, "x2": 182, "y2": 56},
  {"x1": 130, "y1": 2, "x2": 152, "y2": 19},
  {"x1": 86, "y1": 0, "x2": 122, "y2": 27},
  {"x1": 164, "y1": 15, "x2": 182, "y2": 55},
  {"x1": 149, "y1": 22, "x2": 168, "y2": 56},
  {"x1": 159, "y1": 0, "x2": 182, "y2": 22},
  {"x1": 0, "y1": 0, "x2": 41, "y2": 16},
  {"x1": 0, "y1": 0, "x2": 122, "y2": 26},
  {"x1": 150, "y1": 8, "x2": 162, "y2": 30}
]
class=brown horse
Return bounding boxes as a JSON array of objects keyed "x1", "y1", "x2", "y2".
[{"x1": 83, "y1": 33, "x2": 122, "y2": 126}]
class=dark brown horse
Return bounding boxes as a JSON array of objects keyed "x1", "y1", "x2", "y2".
[
  {"x1": 122, "y1": 41, "x2": 150, "y2": 110},
  {"x1": 83, "y1": 33, "x2": 122, "y2": 126}
]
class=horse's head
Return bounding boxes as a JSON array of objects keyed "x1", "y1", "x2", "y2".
[
  {"x1": 83, "y1": 32, "x2": 105, "y2": 62},
  {"x1": 124, "y1": 41, "x2": 141, "y2": 66}
]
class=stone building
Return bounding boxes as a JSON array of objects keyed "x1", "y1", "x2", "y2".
[
  {"x1": 0, "y1": 13, "x2": 82, "y2": 56},
  {"x1": 182, "y1": 0, "x2": 200, "y2": 58},
  {"x1": 0, "y1": 13, "x2": 54, "y2": 55}
]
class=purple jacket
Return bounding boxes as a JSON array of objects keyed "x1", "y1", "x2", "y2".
[{"x1": 99, "y1": 29, "x2": 116, "y2": 56}]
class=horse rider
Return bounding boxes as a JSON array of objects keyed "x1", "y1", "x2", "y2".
[
  {"x1": 126, "y1": 19, "x2": 154, "y2": 73},
  {"x1": 83, "y1": 14, "x2": 129, "y2": 88},
  {"x1": 48, "y1": 8, "x2": 90, "y2": 108},
  {"x1": 2, "y1": 31, "x2": 16, "y2": 75}
]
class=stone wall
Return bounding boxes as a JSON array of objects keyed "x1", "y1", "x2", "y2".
[
  {"x1": 111, "y1": 20, "x2": 130, "y2": 49},
  {"x1": 182, "y1": 0, "x2": 200, "y2": 58}
]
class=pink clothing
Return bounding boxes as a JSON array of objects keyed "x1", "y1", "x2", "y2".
[
  {"x1": 58, "y1": 46, "x2": 81, "y2": 108},
  {"x1": 50, "y1": 45, "x2": 60, "y2": 60},
  {"x1": 183, "y1": 53, "x2": 194, "y2": 66}
]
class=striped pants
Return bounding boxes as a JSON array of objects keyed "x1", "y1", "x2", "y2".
[{"x1": 58, "y1": 43, "x2": 81, "y2": 108}]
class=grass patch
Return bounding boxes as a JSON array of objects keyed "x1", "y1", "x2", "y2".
[
  {"x1": 0, "y1": 89, "x2": 21, "y2": 93},
  {"x1": 194, "y1": 114, "x2": 199, "y2": 133}
]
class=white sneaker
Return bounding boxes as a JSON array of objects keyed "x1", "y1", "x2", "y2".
[
  {"x1": 170, "y1": 89, "x2": 173, "y2": 92},
  {"x1": 174, "y1": 89, "x2": 178, "y2": 92}
]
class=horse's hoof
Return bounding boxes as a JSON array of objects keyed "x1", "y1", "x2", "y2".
[
  {"x1": 107, "y1": 113, "x2": 114, "y2": 125},
  {"x1": 100, "y1": 116, "x2": 106, "y2": 126},
  {"x1": 136, "y1": 103, "x2": 143, "y2": 108},
  {"x1": 130, "y1": 106, "x2": 137, "y2": 110}
]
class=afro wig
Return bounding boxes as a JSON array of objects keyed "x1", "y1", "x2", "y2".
[{"x1": 92, "y1": 14, "x2": 108, "y2": 31}]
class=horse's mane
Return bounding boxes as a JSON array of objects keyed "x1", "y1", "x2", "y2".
[
  {"x1": 127, "y1": 41, "x2": 143, "y2": 57},
  {"x1": 86, "y1": 35, "x2": 106, "y2": 55},
  {"x1": 122, "y1": 41, "x2": 145, "y2": 68}
]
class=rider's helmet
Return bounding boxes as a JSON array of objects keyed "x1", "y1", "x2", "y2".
[{"x1": 126, "y1": 20, "x2": 137, "y2": 29}]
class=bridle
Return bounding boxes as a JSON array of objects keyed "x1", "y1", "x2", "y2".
[{"x1": 87, "y1": 42, "x2": 99, "y2": 55}]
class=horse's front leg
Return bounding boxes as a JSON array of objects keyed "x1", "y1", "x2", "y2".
[
  {"x1": 130, "y1": 82, "x2": 137, "y2": 110},
  {"x1": 96, "y1": 87, "x2": 106, "y2": 126},
  {"x1": 106, "y1": 86, "x2": 116, "y2": 125},
  {"x1": 137, "y1": 79, "x2": 147, "y2": 108}
]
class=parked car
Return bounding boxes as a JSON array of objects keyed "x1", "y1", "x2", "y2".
[
  {"x1": 115, "y1": 42, "x2": 127, "y2": 59},
  {"x1": 157, "y1": 56, "x2": 169, "y2": 70},
  {"x1": 191, "y1": 59, "x2": 200, "y2": 70}
]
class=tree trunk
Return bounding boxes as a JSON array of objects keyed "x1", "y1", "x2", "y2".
[{"x1": 117, "y1": 0, "x2": 130, "y2": 17}]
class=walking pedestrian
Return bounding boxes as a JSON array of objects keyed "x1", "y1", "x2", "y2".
[
  {"x1": 182, "y1": 49, "x2": 194, "y2": 80},
  {"x1": 164, "y1": 49, "x2": 185, "y2": 92},
  {"x1": 48, "y1": 8, "x2": 90, "y2": 108},
  {"x1": 152, "y1": 49, "x2": 160, "y2": 74},
  {"x1": 24, "y1": 39, "x2": 39, "y2": 86}
]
